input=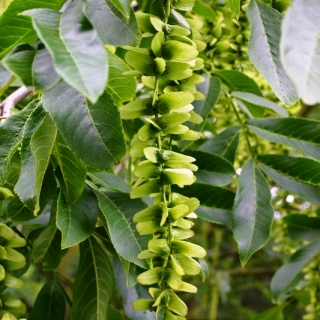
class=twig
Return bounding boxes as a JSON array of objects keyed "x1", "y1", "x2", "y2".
[{"x1": 0, "y1": 85, "x2": 31, "y2": 121}]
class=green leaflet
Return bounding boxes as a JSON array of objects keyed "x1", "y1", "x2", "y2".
[
  {"x1": 57, "y1": 187, "x2": 98, "y2": 248},
  {"x1": 32, "y1": 211, "x2": 63, "y2": 270},
  {"x1": 258, "y1": 156, "x2": 320, "y2": 205},
  {"x1": 254, "y1": 305, "x2": 285, "y2": 320},
  {"x1": 180, "y1": 76, "x2": 221, "y2": 150},
  {"x1": 184, "y1": 150, "x2": 234, "y2": 186},
  {"x1": 281, "y1": 0, "x2": 320, "y2": 105},
  {"x1": 247, "y1": 0, "x2": 298, "y2": 106},
  {"x1": 233, "y1": 159, "x2": 273, "y2": 266},
  {"x1": 85, "y1": 0, "x2": 140, "y2": 46},
  {"x1": 229, "y1": 0, "x2": 240, "y2": 18},
  {"x1": 106, "y1": 50, "x2": 136, "y2": 105},
  {"x1": 193, "y1": 0, "x2": 217, "y2": 23},
  {"x1": 271, "y1": 238, "x2": 320, "y2": 303},
  {"x1": 2, "y1": 44, "x2": 60, "y2": 90},
  {"x1": 0, "y1": 0, "x2": 65, "y2": 59},
  {"x1": 110, "y1": 0, "x2": 131, "y2": 20},
  {"x1": 0, "y1": 62, "x2": 13, "y2": 89},
  {"x1": 94, "y1": 190, "x2": 150, "y2": 269},
  {"x1": 28, "y1": 280, "x2": 66, "y2": 320},
  {"x1": 283, "y1": 214, "x2": 320, "y2": 241},
  {"x1": 113, "y1": 257, "x2": 155, "y2": 320},
  {"x1": 231, "y1": 91, "x2": 288, "y2": 117},
  {"x1": 42, "y1": 81, "x2": 126, "y2": 171},
  {"x1": 71, "y1": 236, "x2": 114, "y2": 320},
  {"x1": 214, "y1": 69, "x2": 265, "y2": 117},
  {"x1": 0, "y1": 100, "x2": 36, "y2": 186},
  {"x1": 54, "y1": 133, "x2": 86, "y2": 205},
  {"x1": 258, "y1": 155, "x2": 320, "y2": 186},
  {"x1": 195, "y1": 206, "x2": 232, "y2": 226},
  {"x1": 88, "y1": 172, "x2": 130, "y2": 193},
  {"x1": 24, "y1": 0, "x2": 108, "y2": 103},
  {"x1": 15, "y1": 107, "x2": 57, "y2": 214},
  {"x1": 246, "y1": 117, "x2": 320, "y2": 160},
  {"x1": 199, "y1": 126, "x2": 240, "y2": 164}
]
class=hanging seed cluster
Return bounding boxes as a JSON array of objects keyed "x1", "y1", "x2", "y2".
[
  {"x1": 0, "y1": 223, "x2": 27, "y2": 320},
  {"x1": 120, "y1": 1, "x2": 207, "y2": 319}
]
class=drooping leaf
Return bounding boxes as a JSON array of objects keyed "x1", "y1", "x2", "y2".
[
  {"x1": 110, "y1": 0, "x2": 130, "y2": 19},
  {"x1": 113, "y1": 257, "x2": 155, "y2": 320},
  {"x1": 193, "y1": 76, "x2": 221, "y2": 132},
  {"x1": 180, "y1": 76, "x2": 221, "y2": 150},
  {"x1": 246, "y1": 117, "x2": 320, "y2": 160},
  {"x1": 15, "y1": 107, "x2": 57, "y2": 214},
  {"x1": 173, "y1": 183, "x2": 235, "y2": 210},
  {"x1": 94, "y1": 190, "x2": 150, "y2": 268},
  {"x1": 2, "y1": 44, "x2": 60, "y2": 90},
  {"x1": 71, "y1": 236, "x2": 114, "y2": 320},
  {"x1": 0, "y1": 62, "x2": 13, "y2": 89},
  {"x1": 271, "y1": 238, "x2": 320, "y2": 302},
  {"x1": 233, "y1": 159, "x2": 274, "y2": 266},
  {"x1": 32, "y1": 211, "x2": 63, "y2": 270},
  {"x1": 199, "y1": 126, "x2": 240, "y2": 164},
  {"x1": 214, "y1": 70, "x2": 262, "y2": 96},
  {"x1": 42, "y1": 81, "x2": 126, "y2": 171},
  {"x1": 281, "y1": 0, "x2": 320, "y2": 105},
  {"x1": 258, "y1": 155, "x2": 320, "y2": 186},
  {"x1": 283, "y1": 214, "x2": 320, "y2": 241},
  {"x1": 106, "y1": 50, "x2": 136, "y2": 105},
  {"x1": 0, "y1": 0, "x2": 65, "y2": 59},
  {"x1": 54, "y1": 133, "x2": 86, "y2": 205},
  {"x1": 184, "y1": 150, "x2": 234, "y2": 186},
  {"x1": 0, "y1": 100, "x2": 36, "y2": 186},
  {"x1": 24, "y1": 0, "x2": 108, "y2": 102},
  {"x1": 254, "y1": 305, "x2": 285, "y2": 320},
  {"x1": 28, "y1": 280, "x2": 66, "y2": 320},
  {"x1": 258, "y1": 156, "x2": 320, "y2": 205},
  {"x1": 231, "y1": 91, "x2": 289, "y2": 117},
  {"x1": 193, "y1": 0, "x2": 217, "y2": 23},
  {"x1": 247, "y1": 0, "x2": 299, "y2": 106},
  {"x1": 88, "y1": 172, "x2": 130, "y2": 193},
  {"x1": 229, "y1": 0, "x2": 240, "y2": 17},
  {"x1": 85, "y1": 0, "x2": 140, "y2": 46},
  {"x1": 57, "y1": 187, "x2": 98, "y2": 248},
  {"x1": 196, "y1": 206, "x2": 232, "y2": 226}
]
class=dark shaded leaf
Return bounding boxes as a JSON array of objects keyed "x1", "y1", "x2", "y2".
[
  {"x1": 0, "y1": 100, "x2": 36, "y2": 186},
  {"x1": 196, "y1": 206, "x2": 232, "y2": 226},
  {"x1": 258, "y1": 155, "x2": 320, "y2": 205},
  {"x1": 283, "y1": 214, "x2": 320, "y2": 241},
  {"x1": 184, "y1": 150, "x2": 234, "y2": 186},
  {"x1": 199, "y1": 126, "x2": 240, "y2": 164},
  {"x1": 271, "y1": 238, "x2": 320, "y2": 302},
  {"x1": 57, "y1": 187, "x2": 98, "y2": 248},
  {"x1": 113, "y1": 257, "x2": 155, "y2": 320},
  {"x1": 71, "y1": 236, "x2": 114, "y2": 320},
  {"x1": 94, "y1": 190, "x2": 150, "y2": 268},
  {"x1": 246, "y1": 117, "x2": 320, "y2": 160},
  {"x1": 28, "y1": 280, "x2": 66, "y2": 320},
  {"x1": 247, "y1": 0, "x2": 298, "y2": 106},
  {"x1": 2, "y1": 44, "x2": 60, "y2": 90},
  {"x1": 85, "y1": 0, "x2": 140, "y2": 46},
  {"x1": 233, "y1": 159, "x2": 274, "y2": 266},
  {"x1": 42, "y1": 81, "x2": 126, "y2": 171},
  {"x1": 24, "y1": 0, "x2": 108, "y2": 102},
  {"x1": 54, "y1": 133, "x2": 86, "y2": 205},
  {"x1": 15, "y1": 107, "x2": 57, "y2": 214},
  {"x1": 106, "y1": 50, "x2": 136, "y2": 105}
]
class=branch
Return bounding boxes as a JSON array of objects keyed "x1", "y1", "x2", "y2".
[{"x1": 0, "y1": 86, "x2": 31, "y2": 120}]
